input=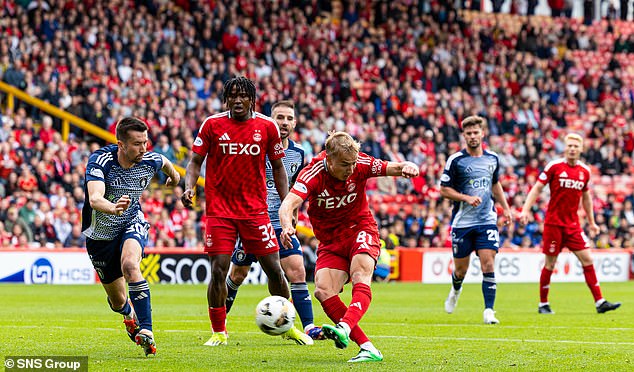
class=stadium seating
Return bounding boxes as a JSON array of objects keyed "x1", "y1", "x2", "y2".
[{"x1": 1, "y1": 1, "x2": 634, "y2": 250}]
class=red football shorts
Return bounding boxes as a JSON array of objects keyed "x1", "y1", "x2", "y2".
[
  {"x1": 315, "y1": 226, "x2": 380, "y2": 275},
  {"x1": 204, "y1": 215, "x2": 279, "y2": 256},
  {"x1": 541, "y1": 224, "x2": 591, "y2": 256}
]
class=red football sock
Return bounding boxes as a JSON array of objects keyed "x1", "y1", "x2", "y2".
[
  {"x1": 208, "y1": 306, "x2": 226, "y2": 333},
  {"x1": 539, "y1": 267, "x2": 553, "y2": 303},
  {"x1": 582, "y1": 265, "x2": 603, "y2": 302},
  {"x1": 320, "y1": 295, "x2": 369, "y2": 345},
  {"x1": 341, "y1": 283, "x2": 372, "y2": 330}
]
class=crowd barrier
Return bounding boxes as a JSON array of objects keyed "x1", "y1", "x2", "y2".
[{"x1": 0, "y1": 248, "x2": 632, "y2": 285}]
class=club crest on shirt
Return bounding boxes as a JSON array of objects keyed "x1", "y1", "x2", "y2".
[
  {"x1": 347, "y1": 182, "x2": 356, "y2": 192},
  {"x1": 139, "y1": 177, "x2": 148, "y2": 188},
  {"x1": 579, "y1": 173, "x2": 584, "y2": 180},
  {"x1": 253, "y1": 130, "x2": 262, "y2": 142},
  {"x1": 206, "y1": 234, "x2": 213, "y2": 247}
]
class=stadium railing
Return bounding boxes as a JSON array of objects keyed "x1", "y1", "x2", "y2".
[{"x1": 0, "y1": 81, "x2": 203, "y2": 187}]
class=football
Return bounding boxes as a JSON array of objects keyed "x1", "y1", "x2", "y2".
[{"x1": 255, "y1": 295, "x2": 296, "y2": 336}]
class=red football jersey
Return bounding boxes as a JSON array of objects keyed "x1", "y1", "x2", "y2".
[
  {"x1": 192, "y1": 111, "x2": 285, "y2": 219},
  {"x1": 537, "y1": 158, "x2": 591, "y2": 227},
  {"x1": 291, "y1": 151, "x2": 388, "y2": 243}
]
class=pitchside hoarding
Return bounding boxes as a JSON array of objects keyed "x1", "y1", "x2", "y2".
[
  {"x1": 140, "y1": 252, "x2": 268, "y2": 285},
  {"x1": 0, "y1": 251, "x2": 95, "y2": 284},
  {"x1": 0, "y1": 249, "x2": 630, "y2": 284},
  {"x1": 421, "y1": 251, "x2": 630, "y2": 283}
]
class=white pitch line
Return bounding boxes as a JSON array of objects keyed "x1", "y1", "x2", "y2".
[
  {"x1": 2, "y1": 325, "x2": 633, "y2": 346},
  {"x1": 374, "y1": 335, "x2": 634, "y2": 346},
  {"x1": 4, "y1": 322, "x2": 634, "y2": 332},
  {"x1": 372, "y1": 322, "x2": 634, "y2": 332}
]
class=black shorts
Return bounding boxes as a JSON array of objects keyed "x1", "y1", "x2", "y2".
[{"x1": 86, "y1": 222, "x2": 149, "y2": 284}]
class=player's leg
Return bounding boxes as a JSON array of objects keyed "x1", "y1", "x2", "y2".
[
  {"x1": 445, "y1": 227, "x2": 471, "y2": 314},
  {"x1": 538, "y1": 255, "x2": 558, "y2": 314},
  {"x1": 315, "y1": 266, "x2": 353, "y2": 349},
  {"x1": 476, "y1": 225, "x2": 500, "y2": 324},
  {"x1": 315, "y1": 263, "x2": 382, "y2": 362},
  {"x1": 226, "y1": 263, "x2": 250, "y2": 313},
  {"x1": 203, "y1": 217, "x2": 237, "y2": 346},
  {"x1": 572, "y1": 247, "x2": 621, "y2": 313},
  {"x1": 103, "y1": 277, "x2": 139, "y2": 341},
  {"x1": 258, "y1": 253, "x2": 290, "y2": 298},
  {"x1": 279, "y1": 232, "x2": 323, "y2": 339},
  {"x1": 478, "y1": 248, "x2": 499, "y2": 324},
  {"x1": 240, "y1": 217, "x2": 289, "y2": 298},
  {"x1": 341, "y1": 252, "x2": 383, "y2": 362},
  {"x1": 87, "y1": 237, "x2": 139, "y2": 344},
  {"x1": 539, "y1": 225, "x2": 562, "y2": 314},
  {"x1": 120, "y1": 230, "x2": 156, "y2": 356},
  {"x1": 206, "y1": 254, "x2": 231, "y2": 342},
  {"x1": 226, "y1": 241, "x2": 256, "y2": 314},
  {"x1": 338, "y1": 252, "x2": 374, "y2": 334}
]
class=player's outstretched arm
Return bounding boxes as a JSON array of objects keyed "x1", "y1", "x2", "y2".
[
  {"x1": 279, "y1": 193, "x2": 304, "y2": 249},
  {"x1": 181, "y1": 153, "x2": 204, "y2": 209},
  {"x1": 385, "y1": 161, "x2": 419, "y2": 178},
  {"x1": 160, "y1": 154, "x2": 181, "y2": 187},
  {"x1": 519, "y1": 182, "x2": 545, "y2": 225},
  {"x1": 271, "y1": 158, "x2": 289, "y2": 201},
  {"x1": 87, "y1": 180, "x2": 130, "y2": 216}
]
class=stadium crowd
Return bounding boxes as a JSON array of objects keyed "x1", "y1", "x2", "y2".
[{"x1": 2, "y1": 0, "x2": 634, "y2": 253}]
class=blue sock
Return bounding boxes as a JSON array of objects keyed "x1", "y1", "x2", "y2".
[
  {"x1": 108, "y1": 297, "x2": 132, "y2": 317},
  {"x1": 482, "y1": 272, "x2": 496, "y2": 309},
  {"x1": 129, "y1": 280, "x2": 152, "y2": 331},
  {"x1": 452, "y1": 272, "x2": 463, "y2": 291},
  {"x1": 225, "y1": 277, "x2": 241, "y2": 314},
  {"x1": 291, "y1": 282, "x2": 313, "y2": 330}
]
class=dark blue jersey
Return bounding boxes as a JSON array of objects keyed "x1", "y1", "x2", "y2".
[
  {"x1": 266, "y1": 140, "x2": 305, "y2": 228},
  {"x1": 82, "y1": 144, "x2": 163, "y2": 240}
]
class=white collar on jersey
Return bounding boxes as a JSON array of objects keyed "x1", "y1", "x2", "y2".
[
  {"x1": 227, "y1": 111, "x2": 257, "y2": 119},
  {"x1": 322, "y1": 158, "x2": 329, "y2": 174}
]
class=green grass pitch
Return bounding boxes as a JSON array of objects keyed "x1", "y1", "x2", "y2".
[{"x1": 0, "y1": 282, "x2": 632, "y2": 371}]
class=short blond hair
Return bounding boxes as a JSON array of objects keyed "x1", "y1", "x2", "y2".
[
  {"x1": 325, "y1": 131, "x2": 360, "y2": 158},
  {"x1": 565, "y1": 133, "x2": 584, "y2": 147}
]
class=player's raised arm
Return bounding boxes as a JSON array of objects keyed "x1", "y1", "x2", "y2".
[
  {"x1": 160, "y1": 154, "x2": 181, "y2": 187},
  {"x1": 87, "y1": 180, "x2": 130, "y2": 216},
  {"x1": 519, "y1": 181, "x2": 545, "y2": 225},
  {"x1": 385, "y1": 161, "x2": 419, "y2": 178},
  {"x1": 182, "y1": 152, "x2": 205, "y2": 208},
  {"x1": 279, "y1": 193, "x2": 304, "y2": 249}
]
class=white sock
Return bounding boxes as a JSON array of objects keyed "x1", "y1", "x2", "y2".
[
  {"x1": 539, "y1": 302, "x2": 549, "y2": 307},
  {"x1": 360, "y1": 341, "x2": 378, "y2": 353},
  {"x1": 338, "y1": 321, "x2": 351, "y2": 336},
  {"x1": 596, "y1": 299, "x2": 606, "y2": 307},
  {"x1": 304, "y1": 324, "x2": 316, "y2": 333}
]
